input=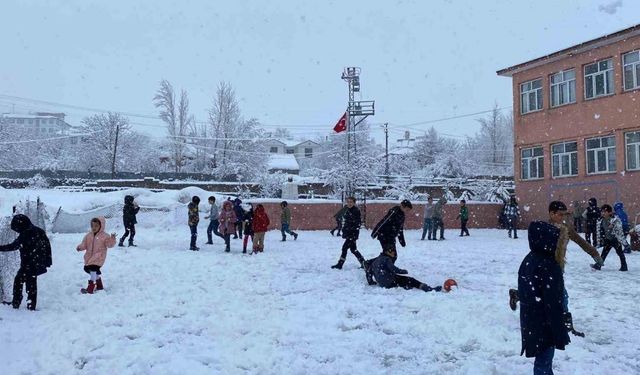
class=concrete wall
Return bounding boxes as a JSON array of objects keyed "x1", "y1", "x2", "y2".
[{"x1": 250, "y1": 202, "x2": 504, "y2": 231}]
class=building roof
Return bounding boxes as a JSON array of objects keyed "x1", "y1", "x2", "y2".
[
  {"x1": 2, "y1": 113, "x2": 60, "y2": 119},
  {"x1": 268, "y1": 154, "x2": 300, "y2": 171},
  {"x1": 266, "y1": 138, "x2": 319, "y2": 147},
  {"x1": 497, "y1": 24, "x2": 640, "y2": 77}
]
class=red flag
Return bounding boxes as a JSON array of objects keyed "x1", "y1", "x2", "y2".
[{"x1": 333, "y1": 112, "x2": 347, "y2": 133}]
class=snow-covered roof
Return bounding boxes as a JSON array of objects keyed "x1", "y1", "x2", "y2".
[
  {"x1": 266, "y1": 138, "x2": 319, "y2": 148},
  {"x1": 1, "y1": 114, "x2": 59, "y2": 119},
  {"x1": 268, "y1": 154, "x2": 300, "y2": 171}
]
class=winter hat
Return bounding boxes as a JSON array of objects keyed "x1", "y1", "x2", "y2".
[
  {"x1": 588, "y1": 197, "x2": 597, "y2": 206},
  {"x1": 401, "y1": 199, "x2": 413, "y2": 209},
  {"x1": 10, "y1": 214, "x2": 32, "y2": 233},
  {"x1": 192, "y1": 196, "x2": 201, "y2": 204},
  {"x1": 528, "y1": 221, "x2": 560, "y2": 256}
]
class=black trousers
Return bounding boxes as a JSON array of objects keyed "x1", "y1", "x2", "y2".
[
  {"x1": 120, "y1": 224, "x2": 136, "y2": 243},
  {"x1": 190, "y1": 224, "x2": 198, "y2": 248},
  {"x1": 389, "y1": 275, "x2": 422, "y2": 290},
  {"x1": 340, "y1": 238, "x2": 364, "y2": 263},
  {"x1": 13, "y1": 268, "x2": 37, "y2": 310},
  {"x1": 83, "y1": 265, "x2": 102, "y2": 275},
  {"x1": 507, "y1": 218, "x2": 518, "y2": 238},
  {"x1": 573, "y1": 217, "x2": 583, "y2": 233},
  {"x1": 460, "y1": 219, "x2": 469, "y2": 236},
  {"x1": 601, "y1": 239, "x2": 628, "y2": 269},
  {"x1": 378, "y1": 239, "x2": 397, "y2": 261}
]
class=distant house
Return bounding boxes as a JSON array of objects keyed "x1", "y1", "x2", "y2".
[
  {"x1": 264, "y1": 138, "x2": 319, "y2": 159},
  {"x1": 0, "y1": 112, "x2": 71, "y2": 135}
]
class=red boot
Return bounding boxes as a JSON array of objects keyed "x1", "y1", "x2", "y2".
[
  {"x1": 81, "y1": 280, "x2": 96, "y2": 294},
  {"x1": 96, "y1": 278, "x2": 104, "y2": 291}
]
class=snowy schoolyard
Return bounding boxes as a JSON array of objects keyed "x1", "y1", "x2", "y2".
[{"x1": 0, "y1": 189, "x2": 639, "y2": 374}]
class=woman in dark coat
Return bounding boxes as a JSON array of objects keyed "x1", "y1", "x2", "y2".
[
  {"x1": 518, "y1": 221, "x2": 570, "y2": 374},
  {"x1": 0, "y1": 215, "x2": 52, "y2": 310}
]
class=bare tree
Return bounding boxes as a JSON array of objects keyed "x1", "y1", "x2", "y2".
[
  {"x1": 80, "y1": 112, "x2": 131, "y2": 177},
  {"x1": 208, "y1": 81, "x2": 240, "y2": 170},
  {"x1": 476, "y1": 103, "x2": 507, "y2": 165},
  {"x1": 154, "y1": 80, "x2": 193, "y2": 173}
]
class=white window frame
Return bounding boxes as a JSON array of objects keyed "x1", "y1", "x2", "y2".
[
  {"x1": 623, "y1": 51, "x2": 640, "y2": 91},
  {"x1": 626, "y1": 131, "x2": 640, "y2": 171},
  {"x1": 550, "y1": 69, "x2": 576, "y2": 107},
  {"x1": 584, "y1": 58, "x2": 614, "y2": 99},
  {"x1": 520, "y1": 146, "x2": 544, "y2": 180},
  {"x1": 585, "y1": 135, "x2": 616, "y2": 175},
  {"x1": 520, "y1": 79, "x2": 543, "y2": 114},
  {"x1": 551, "y1": 141, "x2": 578, "y2": 178}
]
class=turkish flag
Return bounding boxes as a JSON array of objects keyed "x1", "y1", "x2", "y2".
[{"x1": 333, "y1": 112, "x2": 347, "y2": 133}]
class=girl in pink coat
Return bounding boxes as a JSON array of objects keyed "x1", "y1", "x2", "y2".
[
  {"x1": 218, "y1": 200, "x2": 237, "y2": 252},
  {"x1": 76, "y1": 217, "x2": 116, "y2": 294}
]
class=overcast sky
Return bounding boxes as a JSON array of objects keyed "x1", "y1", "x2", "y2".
[{"x1": 1, "y1": 0, "x2": 637, "y2": 143}]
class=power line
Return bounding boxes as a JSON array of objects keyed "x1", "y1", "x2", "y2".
[{"x1": 0, "y1": 130, "x2": 107, "y2": 145}]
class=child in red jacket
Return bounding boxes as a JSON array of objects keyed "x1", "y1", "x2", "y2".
[{"x1": 251, "y1": 204, "x2": 270, "y2": 254}]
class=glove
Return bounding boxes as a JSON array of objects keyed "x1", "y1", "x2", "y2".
[
  {"x1": 592, "y1": 255, "x2": 604, "y2": 266},
  {"x1": 399, "y1": 237, "x2": 406, "y2": 247}
]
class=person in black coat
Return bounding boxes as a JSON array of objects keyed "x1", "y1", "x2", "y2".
[
  {"x1": 331, "y1": 197, "x2": 365, "y2": 269},
  {"x1": 370, "y1": 199, "x2": 413, "y2": 259},
  {"x1": 518, "y1": 221, "x2": 570, "y2": 374},
  {"x1": 0, "y1": 215, "x2": 52, "y2": 310},
  {"x1": 242, "y1": 205, "x2": 254, "y2": 254},
  {"x1": 367, "y1": 248, "x2": 441, "y2": 292},
  {"x1": 119, "y1": 195, "x2": 140, "y2": 247},
  {"x1": 233, "y1": 198, "x2": 245, "y2": 239},
  {"x1": 584, "y1": 197, "x2": 601, "y2": 247}
]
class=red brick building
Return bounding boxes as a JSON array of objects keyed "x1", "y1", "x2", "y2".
[{"x1": 498, "y1": 24, "x2": 640, "y2": 225}]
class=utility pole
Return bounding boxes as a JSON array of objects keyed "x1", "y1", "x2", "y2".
[
  {"x1": 383, "y1": 122, "x2": 389, "y2": 183},
  {"x1": 111, "y1": 121, "x2": 120, "y2": 179}
]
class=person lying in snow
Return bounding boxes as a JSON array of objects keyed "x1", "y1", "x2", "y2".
[
  {"x1": 77, "y1": 217, "x2": 116, "y2": 294},
  {"x1": 0, "y1": 214, "x2": 52, "y2": 310},
  {"x1": 364, "y1": 248, "x2": 442, "y2": 292}
]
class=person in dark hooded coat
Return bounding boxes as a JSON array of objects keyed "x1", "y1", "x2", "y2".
[
  {"x1": 0, "y1": 215, "x2": 52, "y2": 310},
  {"x1": 331, "y1": 197, "x2": 365, "y2": 270},
  {"x1": 119, "y1": 195, "x2": 139, "y2": 247},
  {"x1": 370, "y1": 199, "x2": 413, "y2": 258},
  {"x1": 518, "y1": 221, "x2": 570, "y2": 374},
  {"x1": 584, "y1": 197, "x2": 601, "y2": 247}
]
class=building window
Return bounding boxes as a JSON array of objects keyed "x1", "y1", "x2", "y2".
[
  {"x1": 49, "y1": 119, "x2": 54, "y2": 124},
  {"x1": 584, "y1": 59, "x2": 614, "y2": 99},
  {"x1": 8, "y1": 119, "x2": 15, "y2": 123},
  {"x1": 550, "y1": 69, "x2": 576, "y2": 107},
  {"x1": 520, "y1": 147, "x2": 544, "y2": 180},
  {"x1": 28, "y1": 119, "x2": 33, "y2": 124},
  {"x1": 586, "y1": 135, "x2": 616, "y2": 174},
  {"x1": 17, "y1": 119, "x2": 24, "y2": 124},
  {"x1": 304, "y1": 147, "x2": 313, "y2": 158},
  {"x1": 626, "y1": 131, "x2": 640, "y2": 170},
  {"x1": 270, "y1": 146, "x2": 278, "y2": 153},
  {"x1": 623, "y1": 51, "x2": 640, "y2": 91},
  {"x1": 551, "y1": 141, "x2": 578, "y2": 177},
  {"x1": 520, "y1": 79, "x2": 543, "y2": 114},
  {"x1": 286, "y1": 148, "x2": 295, "y2": 154}
]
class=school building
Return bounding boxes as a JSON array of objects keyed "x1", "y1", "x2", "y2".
[{"x1": 497, "y1": 24, "x2": 640, "y2": 225}]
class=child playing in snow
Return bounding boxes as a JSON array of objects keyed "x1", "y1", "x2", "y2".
[
  {"x1": 242, "y1": 204, "x2": 254, "y2": 254},
  {"x1": 76, "y1": 217, "x2": 116, "y2": 294},
  {"x1": 218, "y1": 200, "x2": 237, "y2": 252},
  {"x1": 205, "y1": 196, "x2": 223, "y2": 245},
  {"x1": 251, "y1": 204, "x2": 270, "y2": 254},
  {"x1": 366, "y1": 248, "x2": 441, "y2": 292},
  {"x1": 118, "y1": 195, "x2": 139, "y2": 247},
  {"x1": 457, "y1": 199, "x2": 470, "y2": 237}
]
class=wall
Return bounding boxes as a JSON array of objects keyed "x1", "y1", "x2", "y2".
[{"x1": 251, "y1": 202, "x2": 504, "y2": 231}]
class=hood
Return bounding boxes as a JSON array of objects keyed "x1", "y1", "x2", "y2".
[
  {"x1": 192, "y1": 196, "x2": 200, "y2": 204},
  {"x1": 93, "y1": 216, "x2": 107, "y2": 234},
  {"x1": 124, "y1": 195, "x2": 134, "y2": 204},
  {"x1": 234, "y1": 198, "x2": 242, "y2": 205},
  {"x1": 528, "y1": 221, "x2": 560, "y2": 256},
  {"x1": 222, "y1": 200, "x2": 233, "y2": 210},
  {"x1": 614, "y1": 202, "x2": 624, "y2": 211},
  {"x1": 588, "y1": 197, "x2": 597, "y2": 207},
  {"x1": 255, "y1": 205, "x2": 265, "y2": 214},
  {"x1": 10, "y1": 214, "x2": 33, "y2": 233}
]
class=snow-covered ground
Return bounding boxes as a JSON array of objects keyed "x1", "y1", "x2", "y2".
[{"x1": 0, "y1": 189, "x2": 639, "y2": 374}]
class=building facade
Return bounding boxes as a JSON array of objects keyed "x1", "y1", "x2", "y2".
[
  {"x1": 264, "y1": 139, "x2": 319, "y2": 159},
  {"x1": 498, "y1": 24, "x2": 640, "y2": 224},
  {"x1": 0, "y1": 112, "x2": 71, "y2": 135}
]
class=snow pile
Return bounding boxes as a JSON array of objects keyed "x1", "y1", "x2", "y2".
[{"x1": 268, "y1": 154, "x2": 300, "y2": 171}]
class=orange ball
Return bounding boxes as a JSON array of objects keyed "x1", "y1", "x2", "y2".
[{"x1": 443, "y1": 279, "x2": 458, "y2": 292}]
